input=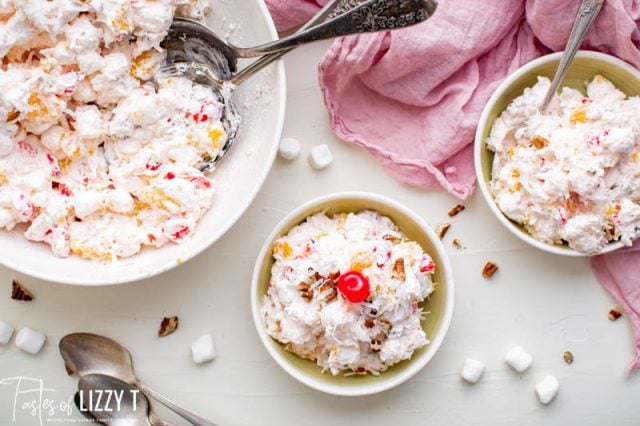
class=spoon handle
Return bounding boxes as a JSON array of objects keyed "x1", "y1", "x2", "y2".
[
  {"x1": 230, "y1": 0, "x2": 343, "y2": 85},
  {"x1": 236, "y1": 0, "x2": 438, "y2": 58},
  {"x1": 541, "y1": 0, "x2": 604, "y2": 111},
  {"x1": 137, "y1": 381, "x2": 216, "y2": 426}
]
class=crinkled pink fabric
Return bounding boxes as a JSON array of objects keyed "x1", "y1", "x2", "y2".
[
  {"x1": 591, "y1": 245, "x2": 640, "y2": 374},
  {"x1": 264, "y1": 0, "x2": 640, "y2": 373}
]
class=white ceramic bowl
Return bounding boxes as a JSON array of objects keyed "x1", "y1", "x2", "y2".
[
  {"x1": 0, "y1": 1, "x2": 286, "y2": 285},
  {"x1": 251, "y1": 192, "x2": 455, "y2": 396},
  {"x1": 474, "y1": 51, "x2": 640, "y2": 256}
]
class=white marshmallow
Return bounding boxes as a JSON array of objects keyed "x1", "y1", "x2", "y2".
[
  {"x1": 309, "y1": 144, "x2": 333, "y2": 170},
  {"x1": 535, "y1": 375, "x2": 559, "y2": 405},
  {"x1": 505, "y1": 345, "x2": 533, "y2": 373},
  {"x1": 278, "y1": 137, "x2": 300, "y2": 160},
  {"x1": 15, "y1": 327, "x2": 46, "y2": 355},
  {"x1": 0, "y1": 321, "x2": 15, "y2": 345},
  {"x1": 460, "y1": 358, "x2": 485, "y2": 384},
  {"x1": 191, "y1": 334, "x2": 216, "y2": 364}
]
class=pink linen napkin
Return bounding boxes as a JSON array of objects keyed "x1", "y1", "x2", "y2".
[{"x1": 264, "y1": 0, "x2": 640, "y2": 373}]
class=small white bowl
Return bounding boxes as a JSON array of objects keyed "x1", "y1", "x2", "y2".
[
  {"x1": 250, "y1": 192, "x2": 455, "y2": 396},
  {"x1": 474, "y1": 51, "x2": 640, "y2": 256}
]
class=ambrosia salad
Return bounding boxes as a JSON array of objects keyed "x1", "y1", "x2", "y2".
[
  {"x1": 0, "y1": 0, "x2": 232, "y2": 260},
  {"x1": 487, "y1": 75, "x2": 640, "y2": 254},
  {"x1": 262, "y1": 210, "x2": 436, "y2": 376}
]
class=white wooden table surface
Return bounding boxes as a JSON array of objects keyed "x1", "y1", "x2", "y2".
[{"x1": 0, "y1": 41, "x2": 638, "y2": 426}]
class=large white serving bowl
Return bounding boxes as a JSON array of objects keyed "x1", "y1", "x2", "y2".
[
  {"x1": 251, "y1": 192, "x2": 455, "y2": 396},
  {"x1": 474, "y1": 51, "x2": 639, "y2": 256},
  {"x1": 0, "y1": 0, "x2": 286, "y2": 285}
]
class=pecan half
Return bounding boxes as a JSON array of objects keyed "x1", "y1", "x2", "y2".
[
  {"x1": 482, "y1": 261, "x2": 498, "y2": 279},
  {"x1": 448, "y1": 204, "x2": 466, "y2": 217},
  {"x1": 392, "y1": 258, "x2": 406, "y2": 281},
  {"x1": 11, "y1": 280, "x2": 34, "y2": 301},
  {"x1": 158, "y1": 316, "x2": 179, "y2": 337},
  {"x1": 608, "y1": 307, "x2": 622, "y2": 321}
]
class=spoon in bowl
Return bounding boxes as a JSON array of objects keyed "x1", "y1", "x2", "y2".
[
  {"x1": 77, "y1": 374, "x2": 173, "y2": 426},
  {"x1": 163, "y1": 0, "x2": 438, "y2": 79},
  {"x1": 163, "y1": 0, "x2": 438, "y2": 172},
  {"x1": 60, "y1": 333, "x2": 215, "y2": 426},
  {"x1": 499, "y1": 0, "x2": 604, "y2": 147}
]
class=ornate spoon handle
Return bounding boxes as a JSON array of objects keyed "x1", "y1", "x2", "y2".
[
  {"x1": 235, "y1": 0, "x2": 438, "y2": 58},
  {"x1": 541, "y1": 0, "x2": 604, "y2": 111}
]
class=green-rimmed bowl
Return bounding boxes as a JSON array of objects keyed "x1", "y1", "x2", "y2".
[
  {"x1": 250, "y1": 192, "x2": 454, "y2": 395},
  {"x1": 474, "y1": 51, "x2": 640, "y2": 256}
]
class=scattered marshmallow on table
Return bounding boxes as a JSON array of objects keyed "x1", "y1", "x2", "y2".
[
  {"x1": 309, "y1": 144, "x2": 333, "y2": 169},
  {"x1": 535, "y1": 375, "x2": 560, "y2": 405},
  {"x1": 278, "y1": 137, "x2": 301, "y2": 160},
  {"x1": 15, "y1": 327, "x2": 46, "y2": 355},
  {"x1": 191, "y1": 334, "x2": 216, "y2": 364},
  {"x1": 0, "y1": 321, "x2": 15, "y2": 345},
  {"x1": 505, "y1": 345, "x2": 533, "y2": 373},
  {"x1": 460, "y1": 358, "x2": 485, "y2": 384}
]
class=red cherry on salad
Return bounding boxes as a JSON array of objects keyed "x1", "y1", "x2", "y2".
[{"x1": 337, "y1": 270, "x2": 370, "y2": 303}]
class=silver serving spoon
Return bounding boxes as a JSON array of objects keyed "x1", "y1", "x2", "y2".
[
  {"x1": 499, "y1": 0, "x2": 604, "y2": 145},
  {"x1": 77, "y1": 374, "x2": 173, "y2": 426},
  {"x1": 60, "y1": 333, "x2": 216, "y2": 426},
  {"x1": 164, "y1": 0, "x2": 438, "y2": 172},
  {"x1": 163, "y1": 0, "x2": 438, "y2": 76}
]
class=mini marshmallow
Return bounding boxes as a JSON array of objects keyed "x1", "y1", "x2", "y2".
[
  {"x1": 505, "y1": 346, "x2": 533, "y2": 373},
  {"x1": 0, "y1": 321, "x2": 15, "y2": 345},
  {"x1": 309, "y1": 144, "x2": 333, "y2": 170},
  {"x1": 191, "y1": 334, "x2": 216, "y2": 364},
  {"x1": 15, "y1": 327, "x2": 46, "y2": 355},
  {"x1": 460, "y1": 358, "x2": 485, "y2": 384},
  {"x1": 278, "y1": 137, "x2": 301, "y2": 160},
  {"x1": 535, "y1": 375, "x2": 559, "y2": 405}
]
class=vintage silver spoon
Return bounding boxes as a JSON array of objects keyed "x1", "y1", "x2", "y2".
[
  {"x1": 163, "y1": 0, "x2": 438, "y2": 80},
  {"x1": 499, "y1": 0, "x2": 604, "y2": 146},
  {"x1": 60, "y1": 333, "x2": 216, "y2": 426},
  {"x1": 163, "y1": 0, "x2": 438, "y2": 172},
  {"x1": 77, "y1": 374, "x2": 173, "y2": 426}
]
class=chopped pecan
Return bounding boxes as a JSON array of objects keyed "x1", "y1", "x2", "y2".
[
  {"x1": 436, "y1": 223, "x2": 451, "y2": 239},
  {"x1": 6, "y1": 109, "x2": 19, "y2": 122},
  {"x1": 370, "y1": 339, "x2": 382, "y2": 352},
  {"x1": 608, "y1": 307, "x2": 622, "y2": 321},
  {"x1": 392, "y1": 258, "x2": 406, "y2": 281},
  {"x1": 364, "y1": 318, "x2": 376, "y2": 329},
  {"x1": 383, "y1": 234, "x2": 402, "y2": 244},
  {"x1": 158, "y1": 316, "x2": 179, "y2": 337},
  {"x1": 604, "y1": 221, "x2": 617, "y2": 241},
  {"x1": 448, "y1": 204, "x2": 466, "y2": 217},
  {"x1": 328, "y1": 271, "x2": 341, "y2": 280},
  {"x1": 563, "y1": 351, "x2": 574, "y2": 364},
  {"x1": 299, "y1": 282, "x2": 313, "y2": 302},
  {"x1": 11, "y1": 280, "x2": 34, "y2": 301},
  {"x1": 379, "y1": 319, "x2": 393, "y2": 332},
  {"x1": 452, "y1": 238, "x2": 464, "y2": 249},
  {"x1": 482, "y1": 261, "x2": 498, "y2": 279},
  {"x1": 320, "y1": 282, "x2": 337, "y2": 302}
]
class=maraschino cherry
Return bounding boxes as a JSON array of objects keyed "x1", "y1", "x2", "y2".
[{"x1": 337, "y1": 270, "x2": 370, "y2": 303}]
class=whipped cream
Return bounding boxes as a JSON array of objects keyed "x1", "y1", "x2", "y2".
[
  {"x1": 487, "y1": 76, "x2": 640, "y2": 254},
  {"x1": 262, "y1": 210, "x2": 436, "y2": 376},
  {"x1": 0, "y1": 0, "x2": 237, "y2": 261}
]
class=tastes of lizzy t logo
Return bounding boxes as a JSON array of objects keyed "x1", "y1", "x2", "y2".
[
  {"x1": 0, "y1": 376, "x2": 139, "y2": 424},
  {"x1": 0, "y1": 376, "x2": 72, "y2": 425}
]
